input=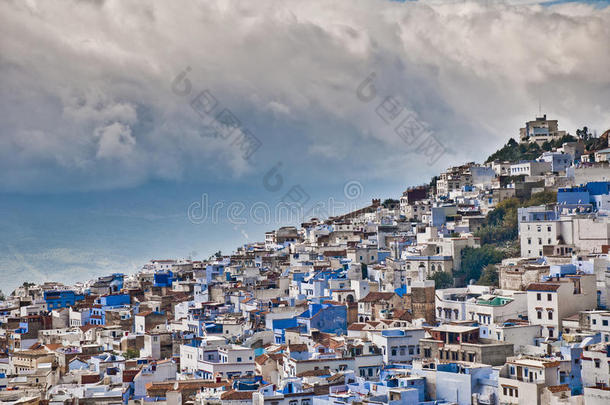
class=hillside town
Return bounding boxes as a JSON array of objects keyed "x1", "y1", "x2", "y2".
[{"x1": 2, "y1": 116, "x2": 610, "y2": 405}]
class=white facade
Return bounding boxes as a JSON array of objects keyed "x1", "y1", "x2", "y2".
[
  {"x1": 527, "y1": 275, "x2": 597, "y2": 339},
  {"x1": 436, "y1": 287, "x2": 528, "y2": 325},
  {"x1": 510, "y1": 161, "x2": 552, "y2": 177},
  {"x1": 180, "y1": 344, "x2": 255, "y2": 379},
  {"x1": 370, "y1": 328, "x2": 426, "y2": 364}
]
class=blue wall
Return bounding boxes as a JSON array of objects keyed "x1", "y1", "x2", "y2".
[{"x1": 44, "y1": 290, "x2": 85, "y2": 309}]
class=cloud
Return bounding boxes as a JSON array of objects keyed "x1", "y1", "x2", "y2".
[
  {"x1": 0, "y1": 0, "x2": 609, "y2": 192},
  {"x1": 94, "y1": 122, "x2": 136, "y2": 159}
]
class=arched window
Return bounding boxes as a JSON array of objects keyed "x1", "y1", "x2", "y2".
[{"x1": 431, "y1": 265, "x2": 436, "y2": 272}]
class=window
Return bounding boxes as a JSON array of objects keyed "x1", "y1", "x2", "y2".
[
  {"x1": 537, "y1": 293, "x2": 541, "y2": 301},
  {"x1": 424, "y1": 348, "x2": 431, "y2": 358},
  {"x1": 603, "y1": 320, "x2": 608, "y2": 326},
  {"x1": 548, "y1": 328, "x2": 554, "y2": 338},
  {"x1": 547, "y1": 293, "x2": 552, "y2": 301},
  {"x1": 548, "y1": 311, "x2": 553, "y2": 320},
  {"x1": 537, "y1": 311, "x2": 542, "y2": 319},
  {"x1": 237, "y1": 357, "x2": 242, "y2": 362}
]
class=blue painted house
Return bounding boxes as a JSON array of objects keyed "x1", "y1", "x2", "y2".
[
  {"x1": 154, "y1": 271, "x2": 173, "y2": 287},
  {"x1": 297, "y1": 303, "x2": 347, "y2": 335},
  {"x1": 44, "y1": 290, "x2": 85, "y2": 310},
  {"x1": 90, "y1": 293, "x2": 131, "y2": 325}
]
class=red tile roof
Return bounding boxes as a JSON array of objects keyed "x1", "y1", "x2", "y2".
[
  {"x1": 360, "y1": 292, "x2": 396, "y2": 302},
  {"x1": 221, "y1": 390, "x2": 254, "y2": 400},
  {"x1": 527, "y1": 283, "x2": 560, "y2": 292}
]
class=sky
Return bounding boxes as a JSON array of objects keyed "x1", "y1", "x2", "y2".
[{"x1": 0, "y1": 0, "x2": 609, "y2": 293}]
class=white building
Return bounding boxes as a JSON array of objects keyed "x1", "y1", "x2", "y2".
[
  {"x1": 180, "y1": 344, "x2": 255, "y2": 379},
  {"x1": 539, "y1": 151, "x2": 573, "y2": 173},
  {"x1": 510, "y1": 161, "x2": 552, "y2": 177},
  {"x1": 370, "y1": 328, "x2": 426, "y2": 364},
  {"x1": 526, "y1": 274, "x2": 597, "y2": 339},
  {"x1": 519, "y1": 215, "x2": 610, "y2": 258},
  {"x1": 435, "y1": 286, "x2": 528, "y2": 325},
  {"x1": 582, "y1": 343, "x2": 610, "y2": 388}
]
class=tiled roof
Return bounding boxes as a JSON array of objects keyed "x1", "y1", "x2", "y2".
[
  {"x1": 221, "y1": 390, "x2": 254, "y2": 400},
  {"x1": 297, "y1": 369, "x2": 331, "y2": 377},
  {"x1": 547, "y1": 384, "x2": 569, "y2": 393},
  {"x1": 288, "y1": 344, "x2": 308, "y2": 352},
  {"x1": 527, "y1": 283, "x2": 560, "y2": 292},
  {"x1": 360, "y1": 292, "x2": 396, "y2": 302},
  {"x1": 255, "y1": 354, "x2": 269, "y2": 365}
]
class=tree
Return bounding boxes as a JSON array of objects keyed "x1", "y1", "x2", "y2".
[
  {"x1": 428, "y1": 271, "x2": 453, "y2": 289},
  {"x1": 477, "y1": 265, "x2": 499, "y2": 286},
  {"x1": 382, "y1": 199, "x2": 400, "y2": 209},
  {"x1": 576, "y1": 126, "x2": 589, "y2": 140},
  {"x1": 124, "y1": 348, "x2": 140, "y2": 359},
  {"x1": 429, "y1": 176, "x2": 439, "y2": 195},
  {"x1": 475, "y1": 191, "x2": 556, "y2": 246},
  {"x1": 526, "y1": 190, "x2": 557, "y2": 207},
  {"x1": 460, "y1": 246, "x2": 504, "y2": 283},
  {"x1": 485, "y1": 139, "x2": 543, "y2": 164},
  {"x1": 541, "y1": 140, "x2": 553, "y2": 151},
  {"x1": 475, "y1": 198, "x2": 519, "y2": 245}
]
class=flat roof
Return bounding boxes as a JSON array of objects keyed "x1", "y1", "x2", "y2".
[{"x1": 432, "y1": 324, "x2": 479, "y2": 333}]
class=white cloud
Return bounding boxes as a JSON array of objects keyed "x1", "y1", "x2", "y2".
[
  {"x1": 0, "y1": 0, "x2": 608, "y2": 192},
  {"x1": 94, "y1": 122, "x2": 136, "y2": 159}
]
